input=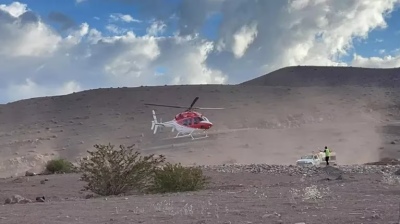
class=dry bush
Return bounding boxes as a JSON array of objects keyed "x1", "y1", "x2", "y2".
[
  {"x1": 150, "y1": 163, "x2": 210, "y2": 193},
  {"x1": 45, "y1": 158, "x2": 76, "y2": 174},
  {"x1": 79, "y1": 143, "x2": 166, "y2": 196}
]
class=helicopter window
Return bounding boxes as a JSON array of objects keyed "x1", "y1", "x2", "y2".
[
  {"x1": 194, "y1": 117, "x2": 201, "y2": 124},
  {"x1": 202, "y1": 116, "x2": 209, "y2": 122},
  {"x1": 183, "y1": 118, "x2": 193, "y2": 126}
]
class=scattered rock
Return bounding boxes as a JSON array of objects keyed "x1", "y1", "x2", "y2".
[
  {"x1": 25, "y1": 171, "x2": 36, "y2": 176},
  {"x1": 85, "y1": 194, "x2": 94, "y2": 199},
  {"x1": 365, "y1": 158, "x2": 400, "y2": 165},
  {"x1": 323, "y1": 166, "x2": 344, "y2": 180},
  {"x1": 323, "y1": 165, "x2": 343, "y2": 175},
  {"x1": 201, "y1": 163, "x2": 400, "y2": 176},
  {"x1": 262, "y1": 211, "x2": 281, "y2": 218},
  {"x1": 12, "y1": 177, "x2": 29, "y2": 183},
  {"x1": 371, "y1": 213, "x2": 380, "y2": 219},
  {"x1": 4, "y1": 195, "x2": 32, "y2": 204},
  {"x1": 36, "y1": 196, "x2": 45, "y2": 202}
]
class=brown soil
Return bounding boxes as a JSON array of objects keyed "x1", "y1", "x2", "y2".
[
  {"x1": 1, "y1": 65, "x2": 400, "y2": 223},
  {"x1": 1, "y1": 83, "x2": 400, "y2": 177},
  {"x1": 1, "y1": 169, "x2": 399, "y2": 224}
]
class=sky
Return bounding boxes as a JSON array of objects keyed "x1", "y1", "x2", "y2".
[{"x1": 0, "y1": 0, "x2": 399, "y2": 103}]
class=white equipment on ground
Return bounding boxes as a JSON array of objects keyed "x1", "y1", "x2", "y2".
[{"x1": 296, "y1": 150, "x2": 337, "y2": 166}]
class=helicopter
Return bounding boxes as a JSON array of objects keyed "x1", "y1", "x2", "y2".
[{"x1": 144, "y1": 97, "x2": 224, "y2": 140}]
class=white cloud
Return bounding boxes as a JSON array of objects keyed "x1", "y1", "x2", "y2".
[
  {"x1": 105, "y1": 24, "x2": 127, "y2": 34},
  {"x1": 146, "y1": 20, "x2": 166, "y2": 36},
  {"x1": 205, "y1": 0, "x2": 400, "y2": 79},
  {"x1": 109, "y1": 13, "x2": 141, "y2": 23},
  {"x1": 0, "y1": 2, "x2": 61, "y2": 57},
  {"x1": 4, "y1": 79, "x2": 82, "y2": 102},
  {"x1": 231, "y1": 22, "x2": 258, "y2": 58},
  {"x1": 0, "y1": 0, "x2": 399, "y2": 103},
  {"x1": 352, "y1": 54, "x2": 400, "y2": 68},
  {"x1": 0, "y1": 1, "x2": 27, "y2": 17}
]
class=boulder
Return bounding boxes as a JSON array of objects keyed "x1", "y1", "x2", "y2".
[{"x1": 4, "y1": 195, "x2": 32, "y2": 204}]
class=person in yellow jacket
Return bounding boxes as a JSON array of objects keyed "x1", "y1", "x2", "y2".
[{"x1": 322, "y1": 146, "x2": 330, "y2": 165}]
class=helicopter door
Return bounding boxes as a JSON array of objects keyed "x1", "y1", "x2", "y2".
[
  {"x1": 182, "y1": 118, "x2": 193, "y2": 126},
  {"x1": 193, "y1": 117, "x2": 201, "y2": 124},
  {"x1": 187, "y1": 118, "x2": 193, "y2": 126}
]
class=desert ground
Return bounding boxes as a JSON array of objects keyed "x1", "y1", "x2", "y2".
[
  {"x1": 2, "y1": 165, "x2": 400, "y2": 224},
  {"x1": 1, "y1": 65, "x2": 400, "y2": 223}
]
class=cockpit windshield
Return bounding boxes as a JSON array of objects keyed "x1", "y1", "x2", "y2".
[{"x1": 201, "y1": 116, "x2": 209, "y2": 122}]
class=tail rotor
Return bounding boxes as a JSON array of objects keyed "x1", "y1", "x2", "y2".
[{"x1": 151, "y1": 110, "x2": 159, "y2": 134}]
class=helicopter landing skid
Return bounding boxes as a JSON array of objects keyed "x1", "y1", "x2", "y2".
[{"x1": 175, "y1": 130, "x2": 209, "y2": 140}]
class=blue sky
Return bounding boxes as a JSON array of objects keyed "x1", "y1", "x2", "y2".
[
  {"x1": 344, "y1": 6, "x2": 400, "y2": 60},
  {"x1": 1, "y1": 0, "x2": 221, "y2": 39},
  {"x1": 0, "y1": 0, "x2": 152, "y2": 35},
  {"x1": 4, "y1": 0, "x2": 398, "y2": 63}
]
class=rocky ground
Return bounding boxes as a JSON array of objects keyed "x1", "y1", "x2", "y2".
[
  {"x1": 1, "y1": 164, "x2": 400, "y2": 224},
  {"x1": 1, "y1": 66, "x2": 400, "y2": 223},
  {"x1": 1, "y1": 84, "x2": 400, "y2": 177}
]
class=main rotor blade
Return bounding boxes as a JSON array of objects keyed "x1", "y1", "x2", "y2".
[
  {"x1": 188, "y1": 97, "x2": 199, "y2": 110},
  {"x1": 144, "y1": 103, "x2": 187, "y2": 109},
  {"x1": 193, "y1": 107, "x2": 225, "y2": 110}
]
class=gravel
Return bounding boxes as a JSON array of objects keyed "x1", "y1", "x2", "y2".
[
  {"x1": 2, "y1": 164, "x2": 400, "y2": 224},
  {"x1": 199, "y1": 163, "x2": 400, "y2": 176}
]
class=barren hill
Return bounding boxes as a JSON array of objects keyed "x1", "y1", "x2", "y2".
[
  {"x1": 1, "y1": 66, "x2": 400, "y2": 178},
  {"x1": 241, "y1": 66, "x2": 400, "y2": 87}
]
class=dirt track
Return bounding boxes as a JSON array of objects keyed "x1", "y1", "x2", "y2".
[{"x1": 1, "y1": 167, "x2": 400, "y2": 224}]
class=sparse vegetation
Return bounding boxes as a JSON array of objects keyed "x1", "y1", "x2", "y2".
[
  {"x1": 79, "y1": 143, "x2": 166, "y2": 196},
  {"x1": 150, "y1": 163, "x2": 210, "y2": 193},
  {"x1": 45, "y1": 158, "x2": 75, "y2": 174},
  {"x1": 78, "y1": 143, "x2": 209, "y2": 196}
]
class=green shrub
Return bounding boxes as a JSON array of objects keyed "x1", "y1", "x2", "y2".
[
  {"x1": 79, "y1": 143, "x2": 166, "y2": 196},
  {"x1": 45, "y1": 158, "x2": 75, "y2": 174},
  {"x1": 150, "y1": 163, "x2": 210, "y2": 193}
]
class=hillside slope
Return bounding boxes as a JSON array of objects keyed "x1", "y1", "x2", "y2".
[
  {"x1": 1, "y1": 66, "x2": 400, "y2": 177},
  {"x1": 241, "y1": 66, "x2": 400, "y2": 87}
]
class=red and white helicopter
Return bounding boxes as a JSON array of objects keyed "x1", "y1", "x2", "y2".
[{"x1": 144, "y1": 97, "x2": 224, "y2": 140}]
